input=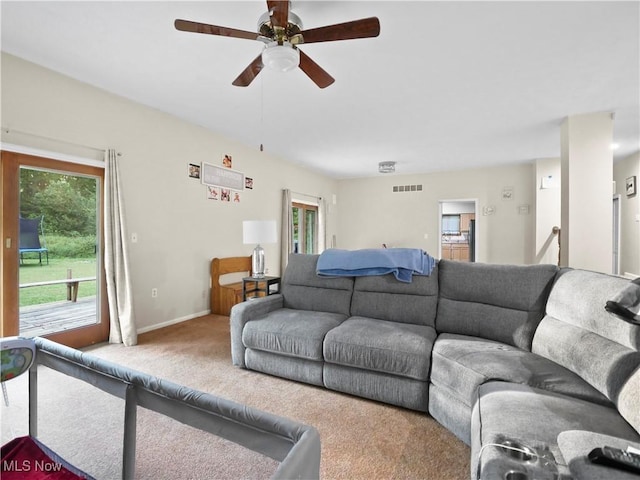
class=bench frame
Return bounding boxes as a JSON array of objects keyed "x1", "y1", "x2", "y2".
[{"x1": 210, "y1": 257, "x2": 251, "y2": 315}]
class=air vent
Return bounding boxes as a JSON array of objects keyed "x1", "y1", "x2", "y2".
[{"x1": 392, "y1": 185, "x2": 423, "y2": 193}]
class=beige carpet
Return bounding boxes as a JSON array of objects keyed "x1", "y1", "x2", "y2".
[{"x1": 1, "y1": 315, "x2": 470, "y2": 479}]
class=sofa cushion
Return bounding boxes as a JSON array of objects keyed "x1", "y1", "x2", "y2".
[
  {"x1": 543, "y1": 269, "x2": 640, "y2": 350},
  {"x1": 428, "y1": 383, "x2": 474, "y2": 445},
  {"x1": 281, "y1": 254, "x2": 354, "y2": 316},
  {"x1": 323, "y1": 316, "x2": 436, "y2": 381},
  {"x1": 242, "y1": 308, "x2": 347, "y2": 361},
  {"x1": 431, "y1": 333, "x2": 611, "y2": 408},
  {"x1": 470, "y1": 381, "x2": 640, "y2": 480},
  {"x1": 350, "y1": 265, "x2": 439, "y2": 326},
  {"x1": 245, "y1": 349, "x2": 324, "y2": 386},
  {"x1": 618, "y1": 365, "x2": 640, "y2": 434},
  {"x1": 437, "y1": 260, "x2": 558, "y2": 349},
  {"x1": 533, "y1": 269, "x2": 640, "y2": 408},
  {"x1": 323, "y1": 363, "x2": 430, "y2": 411}
]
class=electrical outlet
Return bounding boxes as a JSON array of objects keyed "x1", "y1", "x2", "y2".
[{"x1": 151, "y1": 288, "x2": 158, "y2": 298}]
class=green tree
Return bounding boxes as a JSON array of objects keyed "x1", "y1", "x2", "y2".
[{"x1": 20, "y1": 168, "x2": 97, "y2": 236}]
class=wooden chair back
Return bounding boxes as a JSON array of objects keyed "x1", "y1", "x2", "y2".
[{"x1": 210, "y1": 257, "x2": 252, "y2": 315}]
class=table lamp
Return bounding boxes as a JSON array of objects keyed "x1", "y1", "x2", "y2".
[{"x1": 243, "y1": 220, "x2": 277, "y2": 278}]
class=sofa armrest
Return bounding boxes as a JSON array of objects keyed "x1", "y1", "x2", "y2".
[{"x1": 230, "y1": 294, "x2": 284, "y2": 368}]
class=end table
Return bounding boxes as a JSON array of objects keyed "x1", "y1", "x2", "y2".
[{"x1": 242, "y1": 276, "x2": 281, "y2": 301}]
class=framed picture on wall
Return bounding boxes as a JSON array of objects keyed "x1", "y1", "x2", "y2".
[{"x1": 626, "y1": 176, "x2": 636, "y2": 196}]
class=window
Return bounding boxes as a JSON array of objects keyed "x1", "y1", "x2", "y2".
[
  {"x1": 292, "y1": 202, "x2": 318, "y2": 254},
  {"x1": 442, "y1": 215, "x2": 461, "y2": 235}
]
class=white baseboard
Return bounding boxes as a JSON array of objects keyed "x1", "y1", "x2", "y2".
[
  {"x1": 136, "y1": 310, "x2": 211, "y2": 334},
  {"x1": 623, "y1": 272, "x2": 639, "y2": 280}
]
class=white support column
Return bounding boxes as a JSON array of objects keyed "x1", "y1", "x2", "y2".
[{"x1": 560, "y1": 111, "x2": 613, "y2": 273}]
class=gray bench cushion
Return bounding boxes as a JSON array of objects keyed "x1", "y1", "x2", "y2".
[
  {"x1": 437, "y1": 260, "x2": 558, "y2": 349},
  {"x1": 350, "y1": 266, "x2": 439, "y2": 326},
  {"x1": 431, "y1": 333, "x2": 611, "y2": 408},
  {"x1": 470, "y1": 381, "x2": 640, "y2": 480},
  {"x1": 242, "y1": 309, "x2": 347, "y2": 361},
  {"x1": 281, "y1": 254, "x2": 354, "y2": 316},
  {"x1": 323, "y1": 316, "x2": 436, "y2": 380}
]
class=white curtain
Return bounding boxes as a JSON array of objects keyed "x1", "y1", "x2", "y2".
[
  {"x1": 104, "y1": 149, "x2": 137, "y2": 346},
  {"x1": 281, "y1": 189, "x2": 293, "y2": 274},
  {"x1": 318, "y1": 197, "x2": 327, "y2": 252}
]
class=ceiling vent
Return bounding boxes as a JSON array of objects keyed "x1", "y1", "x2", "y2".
[{"x1": 378, "y1": 161, "x2": 396, "y2": 173}]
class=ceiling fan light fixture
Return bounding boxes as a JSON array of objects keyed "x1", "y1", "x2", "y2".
[
  {"x1": 262, "y1": 41, "x2": 299, "y2": 72},
  {"x1": 378, "y1": 161, "x2": 396, "y2": 174}
]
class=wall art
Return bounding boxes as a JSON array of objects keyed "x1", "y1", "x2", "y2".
[{"x1": 626, "y1": 176, "x2": 636, "y2": 196}]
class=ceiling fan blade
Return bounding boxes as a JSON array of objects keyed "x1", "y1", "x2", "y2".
[
  {"x1": 298, "y1": 50, "x2": 335, "y2": 89},
  {"x1": 299, "y1": 17, "x2": 380, "y2": 44},
  {"x1": 232, "y1": 54, "x2": 265, "y2": 87},
  {"x1": 266, "y1": 0, "x2": 289, "y2": 28},
  {"x1": 175, "y1": 19, "x2": 260, "y2": 41}
]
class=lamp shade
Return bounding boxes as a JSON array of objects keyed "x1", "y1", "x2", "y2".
[{"x1": 243, "y1": 220, "x2": 277, "y2": 245}]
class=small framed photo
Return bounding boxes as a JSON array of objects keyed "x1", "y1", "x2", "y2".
[
  {"x1": 245, "y1": 177, "x2": 253, "y2": 190},
  {"x1": 188, "y1": 163, "x2": 200, "y2": 179},
  {"x1": 207, "y1": 186, "x2": 219, "y2": 200},
  {"x1": 626, "y1": 176, "x2": 636, "y2": 197}
]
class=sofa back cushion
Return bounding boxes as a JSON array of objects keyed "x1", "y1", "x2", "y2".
[
  {"x1": 532, "y1": 268, "x2": 640, "y2": 419},
  {"x1": 281, "y1": 254, "x2": 354, "y2": 316},
  {"x1": 350, "y1": 264, "x2": 439, "y2": 326},
  {"x1": 436, "y1": 260, "x2": 558, "y2": 350}
]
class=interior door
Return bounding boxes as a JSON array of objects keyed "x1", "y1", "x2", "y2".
[
  {"x1": 612, "y1": 195, "x2": 620, "y2": 275},
  {"x1": 1, "y1": 150, "x2": 109, "y2": 347}
]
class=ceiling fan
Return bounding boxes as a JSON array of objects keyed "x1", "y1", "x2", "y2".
[{"x1": 174, "y1": 1, "x2": 380, "y2": 89}]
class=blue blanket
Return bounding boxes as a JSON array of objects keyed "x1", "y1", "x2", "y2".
[{"x1": 316, "y1": 248, "x2": 436, "y2": 283}]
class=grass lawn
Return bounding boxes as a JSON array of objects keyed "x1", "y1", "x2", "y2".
[{"x1": 19, "y1": 257, "x2": 97, "y2": 307}]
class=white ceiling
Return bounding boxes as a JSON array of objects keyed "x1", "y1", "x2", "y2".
[{"x1": 1, "y1": 1, "x2": 638, "y2": 179}]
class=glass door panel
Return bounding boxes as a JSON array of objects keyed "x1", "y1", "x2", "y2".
[
  {"x1": 304, "y1": 210, "x2": 316, "y2": 254},
  {"x1": 19, "y1": 166, "x2": 99, "y2": 337}
]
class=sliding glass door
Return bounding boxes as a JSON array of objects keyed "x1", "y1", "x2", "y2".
[
  {"x1": 1, "y1": 150, "x2": 108, "y2": 347},
  {"x1": 292, "y1": 202, "x2": 318, "y2": 254}
]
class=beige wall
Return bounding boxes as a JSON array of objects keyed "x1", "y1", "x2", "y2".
[
  {"x1": 560, "y1": 112, "x2": 613, "y2": 273},
  {"x1": 336, "y1": 163, "x2": 536, "y2": 265},
  {"x1": 535, "y1": 153, "x2": 638, "y2": 276},
  {"x1": 1, "y1": 53, "x2": 338, "y2": 332},
  {"x1": 3, "y1": 53, "x2": 638, "y2": 334},
  {"x1": 614, "y1": 151, "x2": 640, "y2": 277},
  {"x1": 534, "y1": 158, "x2": 561, "y2": 265}
]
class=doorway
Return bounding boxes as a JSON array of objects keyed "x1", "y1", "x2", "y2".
[
  {"x1": 1, "y1": 150, "x2": 109, "y2": 348},
  {"x1": 439, "y1": 200, "x2": 478, "y2": 262}
]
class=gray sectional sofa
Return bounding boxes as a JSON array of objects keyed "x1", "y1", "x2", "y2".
[{"x1": 230, "y1": 254, "x2": 640, "y2": 479}]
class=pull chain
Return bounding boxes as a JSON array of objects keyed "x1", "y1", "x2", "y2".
[{"x1": 260, "y1": 74, "x2": 264, "y2": 152}]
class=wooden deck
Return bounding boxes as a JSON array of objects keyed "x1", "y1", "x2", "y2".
[{"x1": 20, "y1": 296, "x2": 98, "y2": 337}]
